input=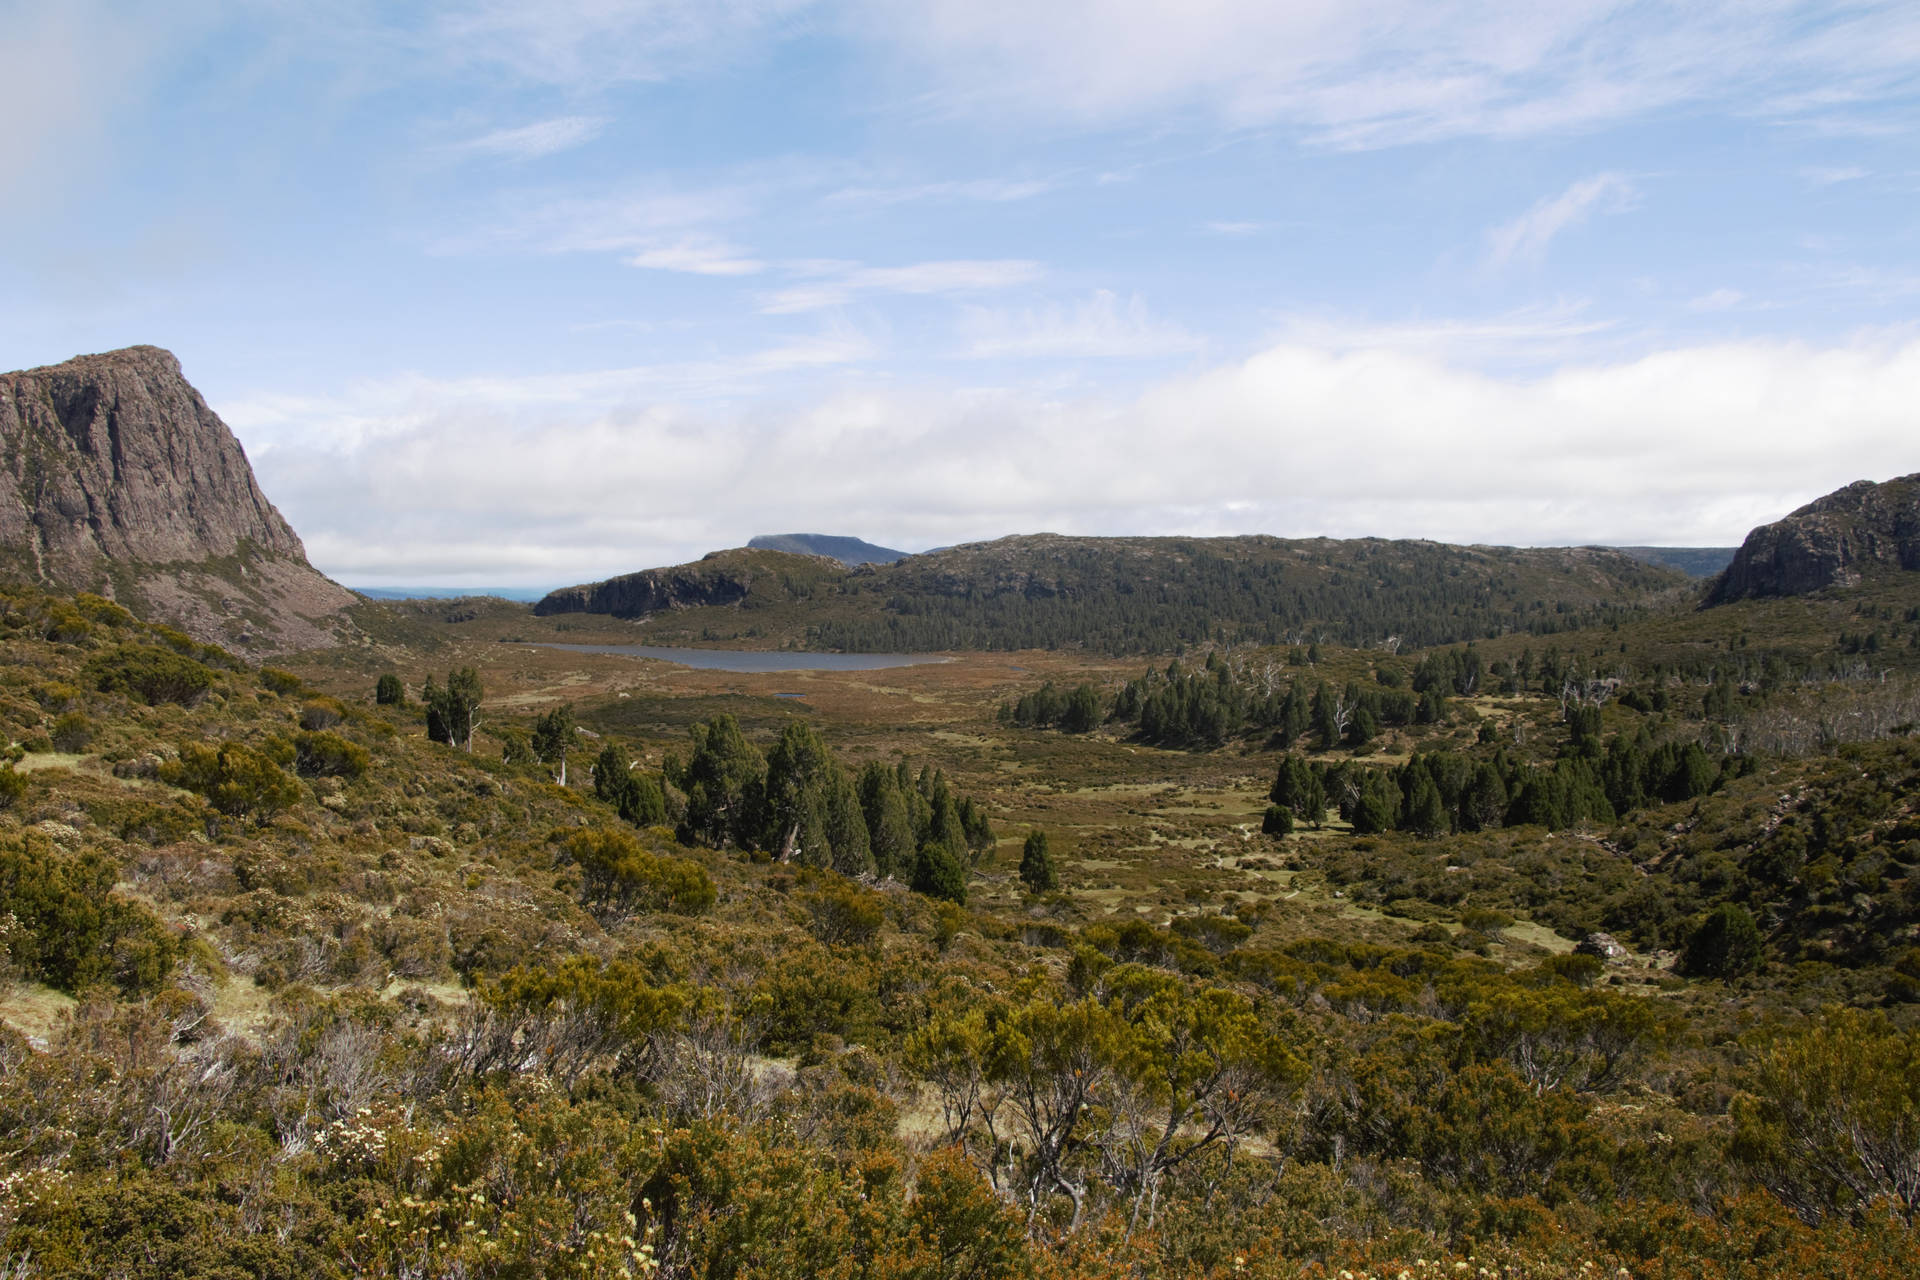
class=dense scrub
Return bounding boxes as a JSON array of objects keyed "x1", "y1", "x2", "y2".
[{"x1": 3, "y1": 581, "x2": 1920, "y2": 1278}]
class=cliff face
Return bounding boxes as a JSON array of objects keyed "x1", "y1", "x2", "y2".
[
  {"x1": 0, "y1": 346, "x2": 357, "y2": 652},
  {"x1": 1707, "y1": 475, "x2": 1920, "y2": 605}
]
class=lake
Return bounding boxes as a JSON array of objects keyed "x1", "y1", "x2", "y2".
[{"x1": 524, "y1": 643, "x2": 949, "y2": 673}]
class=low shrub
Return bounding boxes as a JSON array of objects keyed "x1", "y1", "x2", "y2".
[
  {"x1": 562, "y1": 828, "x2": 716, "y2": 917},
  {"x1": 85, "y1": 644, "x2": 214, "y2": 706},
  {"x1": 161, "y1": 742, "x2": 303, "y2": 822},
  {"x1": 292, "y1": 729, "x2": 368, "y2": 780},
  {"x1": 0, "y1": 835, "x2": 178, "y2": 995}
]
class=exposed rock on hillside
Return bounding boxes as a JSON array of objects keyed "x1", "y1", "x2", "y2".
[
  {"x1": 0, "y1": 345, "x2": 357, "y2": 652},
  {"x1": 534, "y1": 548, "x2": 842, "y2": 619},
  {"x1": 1706, "y1": 474, "x2": 1920, "y2": 605}
]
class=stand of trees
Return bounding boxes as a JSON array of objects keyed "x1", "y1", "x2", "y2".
[
  {"x1": 663, "y1": 715, "x2": 994, "y2": 900},
  {"x1": 1269, "y1": 734, "x2": 1727, "y2": 838},
  {"x1": 806, "y1": 538, "x2": 1672, "y2": 655}
]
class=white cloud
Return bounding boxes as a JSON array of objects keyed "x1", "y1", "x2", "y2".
[
  {"x1": 759, "y1": 259, "x2": 1043, "y2": 313},
  {"x1": 1486, "y1": 172, "x2": 1637, "y2": 266},
  {"x1": 1270, "y1": 306, "x2": 1619, "y2": 369},
  {"x1": 434, "y1": 183, "x2": 767, "y2": 278},
  {"x1": 233, "y1": 328, "x2": 1920, "y2": 586},
  {"x1": 957, "y1": 290, "x2": 1201, "y2": 359},
  {"x1": 627, "y1": 238, "x2": 764, "y2": 275},
  {"x1": 1203, "y1": 221, "x2": 1264, "y2": 236},
  {"x1": 456, "y1": 115, "x2": 608, "y2": 159},
  {"x1": 824, "y1": 177, "x2": 1056, "y2": 207},
  {"x1": 1687, "y1": 288, "x2": 1745, "y2": 312},
  {"x1": 858, "y1": 1, "x2": 1920, "y2": 147},
  {"x1": 1802, "y1": 165, "x2": 1870, "y2": 185}
]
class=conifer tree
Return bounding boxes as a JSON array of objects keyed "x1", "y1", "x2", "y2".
[
  {"x1": 859, "y1": 762, "x2": 917, "y2": 880},
  {"x1": 1019, "y1": 829, "x2": 1057, "y2": 893}
]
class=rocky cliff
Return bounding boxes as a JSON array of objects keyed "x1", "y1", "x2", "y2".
[
  {"x1": 534, "y1": 547, "x2": 843, "y2": 619},
  {"x1": 0, "y1": 345, "x2": 357, "y2": 652},
  {"x1": 1706, "y1": 474, "x2": 1920, "y2": 605}
]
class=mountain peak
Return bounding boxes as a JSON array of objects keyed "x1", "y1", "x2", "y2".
[
  {"x1": 746, "y1": 533, "x2": 909, "y2": 566},
  {"x1": 0, "y1": 345, "x2": 356, "y2": 652}
]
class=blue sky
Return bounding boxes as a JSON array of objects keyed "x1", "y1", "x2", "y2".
[{"x1": 5, "y1": 1, "x2": 1919, "y2": 588}]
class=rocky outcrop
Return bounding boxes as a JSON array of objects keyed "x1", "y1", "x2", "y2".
[
  {"x1": 534, "y1": 548, "x2": 842, "y2": 619},
  {"x1": 0, "y1": 345, "x2": 357, "y2": 652},
  {"x1": 1706, "y1": 474, "x2": 1920, "y2": 605}
]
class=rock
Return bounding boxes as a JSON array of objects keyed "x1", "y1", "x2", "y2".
[
  {"x1": 32, "y1": 820, "x2": 85, "y2": 846},
  {"x1": 0, "y1": 345, "x2": 358, "y2": 653},
  {"x1": 1576, "y1": 931, "x2": 1628, "y2": 961},
  {"x1": 1707, "y1": 473, "x2": 1920, "y2": 604},
  {"x1": 408, "y1": 835, "x2": 456, "y2": 859}
]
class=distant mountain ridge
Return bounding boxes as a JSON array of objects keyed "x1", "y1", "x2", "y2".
[
  {"x1": 1607, "y1": 546, "x2": 1738, "y2": 579},
  {"x1": 537, "y1": 533, "x2": 1690, "y2": 654},
  {"x1": 0, "y1": 345, "x2": 356, "y2": 653},
  {"x1": 747, "y1": 533, "x2": 909, "y2": 565},
  {"x1": 1707, "y1": 473, "x2": 1920, "y2": 605},
  {"x1": 534, "y1": 547, "x2": 842, "y2": 620}
]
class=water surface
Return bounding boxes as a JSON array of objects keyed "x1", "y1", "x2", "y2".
[{"x1": 525, "y1": 643, "x2": 948, "y2": 673}]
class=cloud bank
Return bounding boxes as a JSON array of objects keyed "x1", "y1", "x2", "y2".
[{"x1": 229, "y1": 329, "x2": 1920, "y2": 588}]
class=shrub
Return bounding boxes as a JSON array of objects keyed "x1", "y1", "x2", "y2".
[
  {"x1": 292, "y1": 729, "x2": 369, "y2": 780},
  {"x1": 1732, "y1": 1007, "x2": 1920, "y2": 1223},
  {"x1": 1540, "y1": 952, "x2": 1606, "y2": 987},
  {"x1": 1460, "y1": 906, "x2": 1514, "y2": 933},
  {"x1": 49, "y1": 711, "x2": 93, "y2": 752},
  {"x1": 562, "y1": 828, "x2": 716, "y2": 917},
  {"x1": 798, "y1": 879, "x2": 887, "y2": 946},
  {"x1": 85, "y1": 644, "x2": 214, "y2": 706},
  {"x1": 1682, "y1": 903, "x2": 1764, "y2": 979},
  {"x1": 0, "y1": 767, "x2": 24, "y2": 810},
  {"x1": 477, "y1": 955, "x2": 686, "y2": 1084},
  {"x1": 1262, "y1": 804, "x2": 1294, "y2": 836},
  {"x1": 0, "y1": 836, "x2": 177, "y2": 995},
  {"x1": 298, "y1": 697, "x2": 347, "y2": 730},
  {"x1": 33, "y1": 681, "x2": 81, "y2": 711},
  {"x1": 161, "y1": 742, "x2": 303, "y2": 822},
  {"x1": 374, "y1": 673, "x2": 405, "y2": 705},
  {"x1": 259, "y1": 667, "x2": 304, "y2": 696}
]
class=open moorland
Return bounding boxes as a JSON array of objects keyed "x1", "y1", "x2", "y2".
[{"x1": 6, "y1": 486, "x2": 1920, "y2": 1280}]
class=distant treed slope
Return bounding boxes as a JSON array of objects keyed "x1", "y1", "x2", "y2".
[
  {"x1": 1708, "y1": 473, "x2": 1920, "y2": 604},
  {"x1": 810, "y1": 534, "x2": 1691, "y2": 653},
  {"x1": 534, "y1": 547, "x2": 843, "y2": 618},
  {"x1": 541, "y1": 534, "x2": 1691, "y2": 654},
  {"x1": 1609, "y1": 546, "x2": 1738, "y2": 578},
  {"x1": 0, "y1": 345, "x2": 356, "y2": 653},
  {"x1": 747, "y1": 533, "x2": 910, "y2": 565}
]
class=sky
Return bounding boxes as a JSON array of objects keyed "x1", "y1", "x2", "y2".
[{"x1": 5, "y1": 1, "x2": 1919, "y2": 589}]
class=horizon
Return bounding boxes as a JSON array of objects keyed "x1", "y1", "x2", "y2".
[
  {"x1": 6, "y1": 3, "x2": 1918, "y2": 584},
  {"x1": 337, "y1": 529, "x2": 1745, "y2": 594}
]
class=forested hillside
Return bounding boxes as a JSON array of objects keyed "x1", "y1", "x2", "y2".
[{"x1": 541, "y1": 533, "x2": 1692, "y2": 655}]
